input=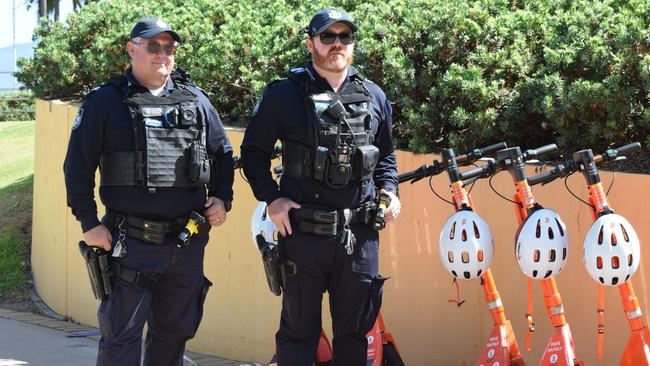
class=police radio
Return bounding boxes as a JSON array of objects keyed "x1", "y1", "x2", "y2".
[{"x1": 325, "y1": 101, "x2": 353, "y2": 188}]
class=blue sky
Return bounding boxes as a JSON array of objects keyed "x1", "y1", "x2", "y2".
[{"x1": 0, "y1": 0, "x2": 74, "y2": 48}]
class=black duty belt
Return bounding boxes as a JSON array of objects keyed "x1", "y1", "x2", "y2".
[
  {"x1": 106, "y1": 209, "x2": 203, "y2": 245},
  {"x1": 289, "y1": 203, "x2": 375, "y2": 236}
]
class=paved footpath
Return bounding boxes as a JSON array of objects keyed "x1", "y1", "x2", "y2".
[{"x1": 0, "y1": 308, "x2": 261, "y2": 366}]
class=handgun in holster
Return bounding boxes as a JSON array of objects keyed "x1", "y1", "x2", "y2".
[
  {"x1": 78, "y1": 241, "x2": 113, "y2": 301},
  {"x1": 255, "y1": 235, "x2": 296, "y2": 296}
]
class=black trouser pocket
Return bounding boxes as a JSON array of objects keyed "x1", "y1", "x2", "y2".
[
  {"x1": 190, "y1": 276, "x2": 212, "y2": 336},
  {"x1": 358, "y1": 274, "x2": 386, "y2": 335}
]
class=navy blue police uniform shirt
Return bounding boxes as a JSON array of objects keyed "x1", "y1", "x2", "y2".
[
  {"x1": 63, "y1": 70, "x2": 235, "y2": 233},
  {"x1": 241, "y1": 63, "x2": 398, "y2": 209}
]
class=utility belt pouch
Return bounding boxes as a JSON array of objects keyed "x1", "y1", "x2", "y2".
[
  {"x1": 353, "y1": 145, "x2": 380, "y2": 181},
  {"x1": 78, "y1": 241, "x2": 112, "y2": 301},
  {"x1": 188, "y1": 142, "x2": 210, "y2": 184}
]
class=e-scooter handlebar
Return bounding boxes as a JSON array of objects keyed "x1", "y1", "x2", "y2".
[
  {"x1": 398, "y1": 142, "x2": 507, "y2": 183},
  {"x1": 460, "y1": 143, "x2": 557, "y2": 182},
  {"x1": 233, "y1": 145, "x2": 283, "y2": 170},
  {"x1": 527, "y1": 142, "x2": 641, "y2": 186}
]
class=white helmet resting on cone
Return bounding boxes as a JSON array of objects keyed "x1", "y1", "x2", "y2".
[
  {"x1": 515, "y1": 208, "x2": 569, "y2": 279},
  {"x1": 438, "y1": 210, "x2": 494, "y2": 280},
  {"x1": 583, "y1": 213, "x2": 640, "y2": 286},
  {"x1": 250, "y1": 202, "x2": 278, "y2": 249}
]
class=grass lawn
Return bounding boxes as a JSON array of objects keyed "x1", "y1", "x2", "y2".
[{"x1": 0, "y1": 121, "x2": 35, "y2": 301}]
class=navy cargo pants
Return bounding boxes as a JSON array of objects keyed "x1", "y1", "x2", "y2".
[
  {"x1": 96, "y1": 232, "x2": 212, "y2": 366},
  {"x1": 276, "y1": 223, "x2": 385, "y2": 366}
]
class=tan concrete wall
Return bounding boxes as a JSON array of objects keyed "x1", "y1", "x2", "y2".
[{"x1": 32, "y1": 98, "x2": 650, "y2": 365}]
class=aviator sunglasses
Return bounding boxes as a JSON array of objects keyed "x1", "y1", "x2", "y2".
[
  {"x1": 317, "y1": 32, "x2": 355, "y2": 45},
  {"x1": 133, "y1": 41, "x2": 178, "y2": 56}
]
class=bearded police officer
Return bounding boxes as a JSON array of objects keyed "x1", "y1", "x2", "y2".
[
  {"x1": 63, "y1": 17, "x2": 234, "y2": 366},
  {"x1": 241, "y1": 8, "x2": 401, "y2": 366}
]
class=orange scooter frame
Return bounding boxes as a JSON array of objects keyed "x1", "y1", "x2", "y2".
[
  {"x1": 528, "y1": 144, "x2": 650, "y2": 365},
  {"x1": 460, "y1": 145, "x2": 583, "y2": 366}
]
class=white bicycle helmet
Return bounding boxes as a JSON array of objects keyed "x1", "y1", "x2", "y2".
[
  {"x1": 515, "y1": 208, "x2": 569, "y2": 279},
  {"x1": 439, "y1": 210, "x2": 494, "y2": 280},
  {"x1": 583, "y1": 213, "x2": 640, "y2": 286},
  {"x1": 250, "y1": 202, "x2": 278, "y2": 249}
]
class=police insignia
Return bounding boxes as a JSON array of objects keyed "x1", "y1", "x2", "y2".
[
  {"x1": 252, "y1": 96, "x2": 263, "y2": 116},
  {"x1": 72, "y1": 108, "x2": 84, "y2": 130}
]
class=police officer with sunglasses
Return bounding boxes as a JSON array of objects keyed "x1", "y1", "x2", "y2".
[
  {"x1": 241, "y1": 7, "x2": 400, "y2": 366},
  {"x1": 64, "y1": 17, "x2": 234, "y2": 366}
]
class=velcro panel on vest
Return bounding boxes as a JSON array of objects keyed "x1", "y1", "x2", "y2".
[
  {"x1": 100, "y1": 151, "x2": 140, "y2": 186},
  {"x1": 145, "y1": 127, "x2": 199, "y2": 187}
]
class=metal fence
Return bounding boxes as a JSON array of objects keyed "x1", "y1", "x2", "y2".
[{"x1": 0, "y1": 71, "x2": 35, "y2": 119}]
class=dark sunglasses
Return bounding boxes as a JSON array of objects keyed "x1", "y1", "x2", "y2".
[
  {"x1": 317, "y1": 32, "x2": 355, "y2": 45},
  {"x1": 134, "y1": 41, "x2": 177, "y2": 56}
]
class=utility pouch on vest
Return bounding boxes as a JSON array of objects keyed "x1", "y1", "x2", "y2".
[
  {"x1": 354, "y1": 144, "x2": 380, "y2": 181},
  {"x1": 314, "y1": 146, "x2": 329, "y2": 182},
  {"x1": 78, "y1": 241, "x2": 113, "y2": 301},
  {"x1": 188, "y1": 142, "x2": 210, "y2": 184}
]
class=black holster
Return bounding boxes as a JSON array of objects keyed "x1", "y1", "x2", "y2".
[
  {"x1": 78, "y1": 241, "x2": 113, "y2": 301},
  {"x1": 256, "y1": 235, "x2": 296, "y2": 296}
]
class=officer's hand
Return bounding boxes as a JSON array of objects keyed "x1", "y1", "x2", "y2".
[
  {"x1": 204, "y1": 196, "x2": 227, "y2": 227},
  {"x1": 380, "y1": 189, "x2": 401, "y2": 223},
  {"x1": 83, "y1": 224, "x2": 112, "y2": 251},
  {"x1": 268, "y1": 197, "x2": 301, "y2": 237}
]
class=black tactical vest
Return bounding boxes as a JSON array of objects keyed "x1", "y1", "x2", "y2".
[
  {"x1": 282, "y1": 68, "x2": 379, "y2": 188},
  {"x1": 99, "y1": 71, "x2": 210, "y2": 191}
]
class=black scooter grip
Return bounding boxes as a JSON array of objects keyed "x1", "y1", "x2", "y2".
[
  {"x1": 527, "y1": 169, "x2": 559, "y2": 186},
  {"x1": 614, "y1": 142, "x2": 641, "y2": 157},
  {"x1": 479, "y1": 142, "x2": 507, "y2": 157},
  {"x1": 459, "y1": 165, "x2": 489, "y2": 181},
  {"x1": 524, "y1": 144, "x2": 558, "y2": 160},
  {"x1": 398, "y1": 164, "x2": 431, "y2": 183}
]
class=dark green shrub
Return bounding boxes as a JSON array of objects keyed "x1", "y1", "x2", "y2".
[{"x1": 16, "y1": 0, "x2": 650, "y2": 152}]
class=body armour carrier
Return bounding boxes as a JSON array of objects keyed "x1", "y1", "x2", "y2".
[
  {"x1": 99, "y1": 71, "x2": 210, "y2": 190},
  {"x1": 282, "y1": 68, "x2": 380, "y2": 188}
]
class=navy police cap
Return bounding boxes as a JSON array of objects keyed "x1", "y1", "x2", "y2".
[
  {"x1": 305, "y1": 8, "x2": 358, "y2": 37},
  {"x1": 130, "y1": 17, "x2": 182, "y2": 43}
]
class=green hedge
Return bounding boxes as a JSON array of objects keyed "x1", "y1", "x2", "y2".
[
  {"x1": 0, "y1": 91, "x2": 34, "y2": 122},
  {"x1": 16, "y1": 0, "x2": 650, "y2": 152}
]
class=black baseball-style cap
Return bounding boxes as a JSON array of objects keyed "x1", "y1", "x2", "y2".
[
  {"x1": 305, "y1": 8, "x2": 358, "y2": 37},
  {"x1": 130, "y1": 17, "x2": 182, "y2": 43}
]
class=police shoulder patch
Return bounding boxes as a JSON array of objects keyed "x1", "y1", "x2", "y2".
[{"x1": 72, "y1": 108, "x2": 84, "y2": 130}]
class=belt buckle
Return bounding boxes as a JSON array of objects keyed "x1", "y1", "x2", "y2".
[{"x1": 141, "y1": 220, "x2": 165, "y2": 234}]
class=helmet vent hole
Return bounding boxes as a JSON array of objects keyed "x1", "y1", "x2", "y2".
[
  {"x1": 625, "y1": 275, "x2": 630, "y2": 282},
  {"x1": 598, "y1": 226, "x2": 604, "y2": 244},
  {"x1": 450, "y1": 222, "x2": 456, "y2": 239},
  {"x1": 628, "y1": 254, "x2": 633, "y2": 267},
  {"x1": 599, "y1": 277, "x2": 604, "y2": 284},
  {"x1": 549, "y1": 249, "x2": 556, "y2": 262},
  {"x1": 461, "y1": 229, "x2": 467, "y2": 242},
  {"x1": 447, "y1": 251, "x2": 454, "y2": 263},
  {"x1": 555, "y1": 218, "x2": 564, "y2": 236},
  {"x1": 621, "y1": 224, "x2": 630, "y2": 242},
  {"x1": 562, "y1": 248, "x2": 567, "y2": 260},
  {"x1": 464, "y1": 272, "x2": 470, "y2": 279},
  {"x1": 473, "y1": 221, "x2": 480, "y2": 238},
  {"x1": 548, "y1": 227, "x2": 555, "y2": 240},
  {"x1": 596, "y1": 256, "x2": 603, "y2": 269},
  {"x1": 461, "y1": 251, "x2": 470, "y2": 263},
  {"x1": 477, "y1": 269, "x2": 482, "y2": 277},
  {"x1": 611, "y1": 233, "x2": 617, "y2": 246},
  {"x1": 612, "y1": 256, "x2": 620, "y2": 269},
  {"x1": 533, "y1": 250, "x2": 541, "y2": 263},
  {"x1": 544, "y1": 270, "x2": 553, "y2": 278},
  {"x1": 535, "y1": 220, "x2": 541, "y2": 238},
  {"x1": 477, "y1": 250, "x2": 484, "y2": 262},
  {"x1": 451, "y1": 270, "x2": 458, "y2": 277},
  {"x1": 533, "y1": 270, "x2": 538, "y2": 277},
  {"x1": 612, "y1": 277, "x2": 619, "y2": 285}
]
